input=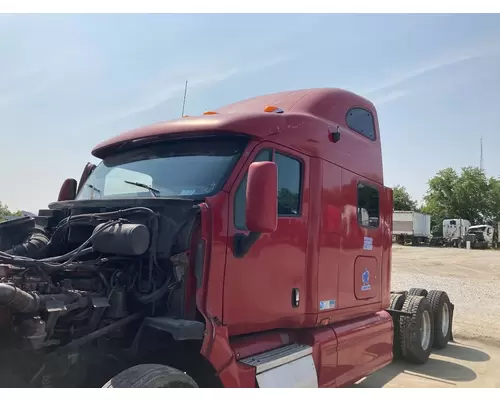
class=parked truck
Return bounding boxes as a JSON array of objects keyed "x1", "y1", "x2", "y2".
[
  {"x1": 436, "y1": 219, "x2": 493, "y2": 249},
  {"x1": 0, "y1": 88, "x2": 454, "y2": 388},
  {"x1": 464, "y1": 224, "x2": 495, "y2": 249},
  {"x1": 435, "y1": 218, "x2": 472, "y2": 247},
  {"x1": 392, "y1": 211, "x2": 431, "y2": 245}
]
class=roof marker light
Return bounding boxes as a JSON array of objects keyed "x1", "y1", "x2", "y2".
[
  {"x1": 203, "y1": 111, "x2": 218, "y2": 115},
  {"x1": 264, "y1": 105, "x2": 284, "y2": 114}
]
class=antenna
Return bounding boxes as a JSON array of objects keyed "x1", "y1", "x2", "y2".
[
  {"x1": 480, "y1": 137, "x2": 484, "y2": 170},
  {"x1": 181, "y1": 80, "x2": 188, "y2": 117}
]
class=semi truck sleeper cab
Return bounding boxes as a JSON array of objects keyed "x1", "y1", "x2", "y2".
[{"x1": 0, "y1": 88, "x2": 454, "y2": 388}]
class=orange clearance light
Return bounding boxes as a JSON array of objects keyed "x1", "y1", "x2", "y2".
[
  {"x1": 203, "y1": 111, "x2": 218, "y2": 115},
  {"x1": 319, "y1": 318, "x2": 330, "y2": 326},
  {"x1": 182, "y1": 115, "x2": 190, "y2": 118},
  {"x1": 264, "y1": 105, "x2": 284, "y2": 113}
]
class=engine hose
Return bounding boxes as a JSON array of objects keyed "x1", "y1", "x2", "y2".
[
  {"x1": 5, "y1": 231, "x2": 50, "y2": 259},
  {"x1": 0, "y1": 220, "x2": 117, "y2": 269},
  {"x1": 0, "y1": 284, "x2": 90, "y2": 313},
  {"x1": 0, "y1": 283, "x2": 39, "y2": 313}
]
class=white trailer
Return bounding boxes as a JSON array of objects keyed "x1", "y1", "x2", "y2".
[{"x1": 393, "y1": 211, "x2": 431, "y2": 245}]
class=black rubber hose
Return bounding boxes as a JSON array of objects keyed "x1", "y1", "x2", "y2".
[
  {"x1": 0, "y1": 220, "x2": 116, "y2": 269},
  {"x1": 0, "y1": 284, "x2": 89, "y2": 313},
  {"x1": 5, "y1": 231, "x2": 50, "y2": 259},
  {"x1": 0, "y1": 283, "x2": 38, "y2": 313}
]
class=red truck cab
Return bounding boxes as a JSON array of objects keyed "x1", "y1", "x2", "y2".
[
  {"x1": 47, "y1": 87, "x2": 452, "y2": 389},
  {"x1": 78, "y1": 88, "x2": 393, "y2": 387}
]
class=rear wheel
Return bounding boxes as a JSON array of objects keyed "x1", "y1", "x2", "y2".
[
  {"x1": 399, "y1": 295, "x2": 434, "y2": 364},
  {"x1": 103, "y1": 364, "x2": 198, "y2": 388},
  {"x1": 408, "y1": 288, "x2": 428, "y2": 297},
  {"x1": 426, "y1": 290, "x2": 452, "y2": 349}
]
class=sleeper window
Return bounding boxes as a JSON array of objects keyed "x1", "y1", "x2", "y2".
[
  {"x1": 357, "y1": 183, "x2": 380, "y2": 228},
  {"x1": 346, "y1": 108, "x2": 376, "y2": 140}
]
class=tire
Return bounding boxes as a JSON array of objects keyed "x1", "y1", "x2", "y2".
[
  {"x1": 390, "y1": 293, "x2": 406, "y2": 310},
  {"x1": 399, "y1": 295, "x2": 434, "y2": 364},
  {"x1": 390, "y1": 293, "x2": 406, "y2": 359},
  {"x1": 103, "y1": 364, "x2": 198, "y2": 388},
  {"x1": 408, "y1": 288, "x2": 428, "y2": 297},
  {"x1": 426, "y1": 290, "x2": 452, "y2": 349}
]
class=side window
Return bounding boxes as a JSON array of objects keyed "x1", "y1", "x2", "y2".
[
  {"x1": 276, "y1": 152, "x2": 302, "y2": 216},
  {"x1": 346, "y1": 108, "x2": 376, "y2": 140},
  {"x1": 357, "y1": 182, "x2": 380, "y2": 228},
  {"x1": 234, "y1": 150, "x2": 273, "y2": 230}
]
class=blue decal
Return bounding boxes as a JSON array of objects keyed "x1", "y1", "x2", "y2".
[
  {"x1": 319, "y1": 299, "x2": 337, "y2": 310},
  {"x1": 363, "y1": 237, "x2": 373, "y2": 251},
  {"x1": 361, "y1": 268, "x2": 371, "y2": 291}
]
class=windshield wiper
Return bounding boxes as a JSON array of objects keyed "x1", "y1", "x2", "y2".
[{"x1": 124, "y1": 180, "x2": 160, "y2": 198}]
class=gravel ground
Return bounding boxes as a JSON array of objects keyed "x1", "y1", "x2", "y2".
[{"x1": 391, "y1": 245, "x2": 500, "y2": 345}]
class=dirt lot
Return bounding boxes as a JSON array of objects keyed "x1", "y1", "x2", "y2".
[
  {"x1": 391, "y1": 245, "x2": 500, "y2": 344},
  {"x1": 358, "y1": 245, "x2": 500, "y2": 388},
  {"x1": 355, "y1": 339, "x2": 500, "y2": 388}
]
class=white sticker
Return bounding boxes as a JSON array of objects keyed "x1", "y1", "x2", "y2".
[
  {"x1": 319, "y1": 299, "x2": 336, "y2": 310},
  {"x1": 363, "y1": 236, "x2": 373, "y2": 251}
]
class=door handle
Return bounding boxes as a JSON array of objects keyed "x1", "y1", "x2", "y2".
[{"x1": 291, "y1": 288, "x2": 300, "y2": 308}]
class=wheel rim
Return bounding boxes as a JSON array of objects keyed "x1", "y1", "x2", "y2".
[
  {"x1": 441, "y1": 302, "x2": 450, "y2": 336},
  {"x1": 421, "y1": 310, "x2": 432, "y2": 350}
]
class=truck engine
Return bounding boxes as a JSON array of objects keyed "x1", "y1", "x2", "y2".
[{"x1": 0, "y1": 200, "x2": 201, "y2": 387}]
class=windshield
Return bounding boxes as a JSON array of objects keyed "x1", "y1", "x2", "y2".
[{"x1": 76, "y1": 136, "x2": 248, "y2": 200}]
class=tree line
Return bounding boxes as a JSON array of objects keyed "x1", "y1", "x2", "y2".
[
  {"x1": 394, "y1": 166, "x2": 500, "y2": 236},
  {"x1": 0, "y1": 202, "x2": 21, "y2": 222}
]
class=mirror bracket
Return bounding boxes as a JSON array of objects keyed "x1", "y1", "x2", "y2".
[
  {"x1": 233, "y1": 232, "x2": 261, "y2": 258},
  {"x1": 329, "y1": 126, "x2": 341, "y2": 143}
]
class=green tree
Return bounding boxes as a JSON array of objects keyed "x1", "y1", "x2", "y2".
[
  {"x1": 421, "y1": 166, "x2": 497, "y2": 235},
  {"x1": 0, "y1": 202, "x2": 21, "y2": 222},
  {"x1": 487, "y1": 177, "x2": 500, "y2": 223},
  {"x1": 393, "y1": 185, "x2": 417, "y2": 211}
]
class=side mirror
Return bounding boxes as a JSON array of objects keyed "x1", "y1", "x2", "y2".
[
  {"x1": 57, "y1": 178, "x2": 78, "y2": 201},
  {"x1": 246, "y1": 161, "x2": 278, "y2": 233}
]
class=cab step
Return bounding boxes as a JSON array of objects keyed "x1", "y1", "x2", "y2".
[{"x1": 240, "y1": 343, "x2": 318, "y2": 388}]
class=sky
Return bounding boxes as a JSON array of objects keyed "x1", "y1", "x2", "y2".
[{"x1": 1, "y1": 13, "x2": 500, "y2": 212}]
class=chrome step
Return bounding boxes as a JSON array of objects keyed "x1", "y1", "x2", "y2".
[{"x1": 240, "y1": 343, "x2": 312, "y2": 373}]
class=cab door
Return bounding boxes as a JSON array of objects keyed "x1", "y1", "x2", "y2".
[
  {"x1": 222, "y1": 143, "x2": 309, "y2": 335},
  {"x1": 337, "y1": 170, "x2": 383, "y2": 309}
]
